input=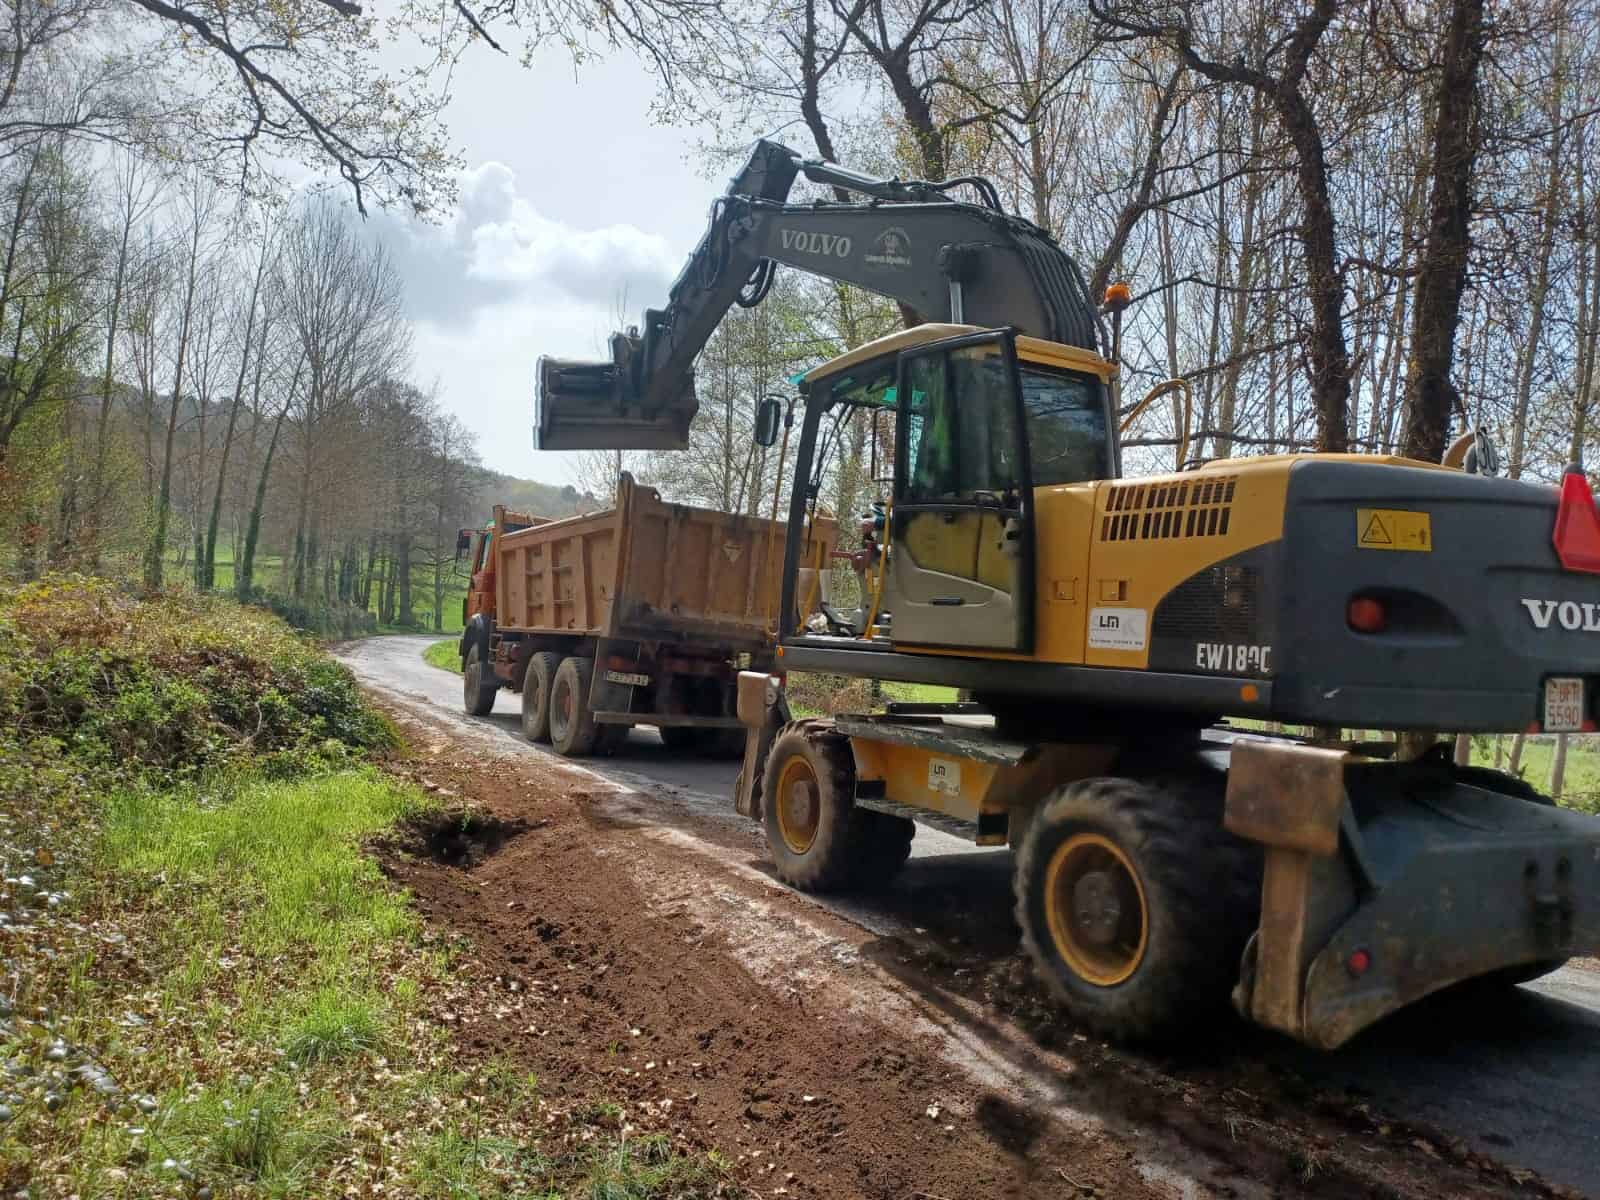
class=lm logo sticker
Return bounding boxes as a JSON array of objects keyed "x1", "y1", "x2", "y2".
[{"x1": 1087, "y1": 606, "x2": 1147, "y2": 651}]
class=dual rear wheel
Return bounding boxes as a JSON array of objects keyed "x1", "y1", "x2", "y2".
[{"x1": 519, "y1": 653, "x2": 621, "y2": 757}]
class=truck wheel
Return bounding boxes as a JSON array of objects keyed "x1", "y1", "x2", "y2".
[
  {"x1": 707, "y1": 727, "x2": 749, "y2": 760},
  {"x1": 659, "y1": 726, "x2": 703, "y2": 753},
  {"x1": 1013, "y1": 776, "x2": 1256, "y2": 1043},
  {"x1": 550, "y1": 656, "x2": 599, "y2": 757},
  {"x1": 594, "y1": 723, "x2": 629, "y2": 756},
  {"x1": 462, "y1": 641, "x2": 498, "y2": 716},
  {"x1": 762, "y1": 724, "x2": 872, "y2": 892},
  {"x1": 856, "y1": 809, "x2": 915, "y2": 883},
  {"x1": 520, "y1": 651, "x2": 561, "y2": 743}
]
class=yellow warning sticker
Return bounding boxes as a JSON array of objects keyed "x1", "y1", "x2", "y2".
[{"x1": 1356, "y1": 508, "x2": 1432, "y2": 552}]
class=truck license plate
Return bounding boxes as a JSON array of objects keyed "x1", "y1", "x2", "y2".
[
  {"x1": 1544, "y1": 677, "x2": 1585, "y2": 732},
  {"x1": 605, "y1": 669, "x2": 651, "y2": 688}
]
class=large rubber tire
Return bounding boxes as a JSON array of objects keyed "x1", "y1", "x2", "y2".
[
  {"x1": 761, "y1": 724, "x2": 877, "y2": 892},
  {"x1": 1013, "y1": 775, "x2": 1259, "y2": 1043},
  {"x1": 462, "y1": 641, "x2": 498, "y2": 716},
  {"x1": 594, "y1": 722, "x2": 629, "y2": 756},
  {"x1": 856, "y1": 809, "x2": 915, "y2": 884},
  {"x1": 549, "y1": 656, "x2": 599, "y2": 757},
  {"x1": 659, "y1": 726, "x2": 703, "y2": 753},
  {"x1": 706, "y1": 727, "x2": 749, "y2": 760},
  {"x1": 520, "y1": 651, "x2": 560, "y2": 743}
]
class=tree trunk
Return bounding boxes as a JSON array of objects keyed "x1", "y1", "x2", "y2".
[
  {"x1": 1508, "y1": 29, "x2": 1569, "y2": 477},
  {"x1": 1277, "y1": 88, "x2": 1352, "y2": 452},
  {"x1": 145, "y1": 208, "x2": 204, "y2": 592},
  {"x1": 90, "y1": 213, "x2": 133, "y2": 565},
  {"x1": 1551, "y1": 734, "x2": 1569, "y2": 799},
  {"x1": 204, "y1": 252, "x2": 268, "y2": 589},
  {"x1": 238, "y1": 401, "x2": 289, "y2": 601},
  {"x1": 1399, "y1": 0, "x2": 1488, "y2": 464}
]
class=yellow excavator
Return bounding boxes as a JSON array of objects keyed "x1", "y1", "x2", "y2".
[{"x1": 536, "y1": 138, "x2": 1600, "y2": 1049}]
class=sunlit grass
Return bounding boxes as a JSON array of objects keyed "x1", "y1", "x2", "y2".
[{"x1": 424, "y1": 637, "x2": 462, "y2": 674}]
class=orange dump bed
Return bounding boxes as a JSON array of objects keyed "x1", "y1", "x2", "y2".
[{"x1": 493, "y1": 474, "x2": 836, "y2": 652}]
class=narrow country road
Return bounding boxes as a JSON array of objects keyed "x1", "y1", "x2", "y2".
[{"x1": 341, "y1": 633, "x2": 1600, "y2": 1198}]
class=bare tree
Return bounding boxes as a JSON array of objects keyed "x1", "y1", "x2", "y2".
[{"x1": 144, "y1": 173, "x2": 220, "y2": 590}]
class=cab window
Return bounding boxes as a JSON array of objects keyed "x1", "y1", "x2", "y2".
[
  {"x1": 1020, "y1": 364, "x2": 1109, "y2": 486},
  {"x1": 901, "y1": 344, "x2": 1023, "y2": 501}
]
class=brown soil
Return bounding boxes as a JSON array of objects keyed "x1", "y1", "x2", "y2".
[{"x1": 370, "y1": 704, "x2": 1568, "y2": 1200}]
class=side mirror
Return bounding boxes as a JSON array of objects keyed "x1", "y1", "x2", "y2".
[{"x1": 754, "y1": 396, "x2": 783, "y2": 448}]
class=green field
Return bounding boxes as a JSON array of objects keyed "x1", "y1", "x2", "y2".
[{"x1": 423, "y1": 638, "x2": 460, "y2": 673}]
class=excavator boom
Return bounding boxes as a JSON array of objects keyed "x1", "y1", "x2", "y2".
[{"x1": 533, "y1": 139, "x2": 1100, "y2": 450}]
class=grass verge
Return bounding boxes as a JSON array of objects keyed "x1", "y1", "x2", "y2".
[
  {"x1": 424, "y1": 637, "x2": 462, "y2": 674},
  {"x1": 1, "y1": 578, "x2": 733, "y2": 1198}
]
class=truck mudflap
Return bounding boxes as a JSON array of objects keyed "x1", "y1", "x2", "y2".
[{"x1": 1226, "y1": 739, "x2": 1600, "y2": 1049}]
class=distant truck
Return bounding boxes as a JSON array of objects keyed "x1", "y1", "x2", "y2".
[{"x1": 457, "y1": 473, "x2": 836, "y2": 757}]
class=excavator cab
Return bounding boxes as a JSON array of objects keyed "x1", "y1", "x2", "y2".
[{"x1": 780, "y1": 323, "x2": 1117, "y2": 654}]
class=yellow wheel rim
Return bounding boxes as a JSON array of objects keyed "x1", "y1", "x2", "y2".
[
  {"x1": 774, "y1": 755, "x2": 821, "y2": 855},
  {"x1": 1042, "y1": 832, "x2": 1148, "y2": 987}
]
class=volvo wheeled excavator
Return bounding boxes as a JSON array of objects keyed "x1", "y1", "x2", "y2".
[{"x1": 535, "y1": 138, "x2": 1600, "y2": 1050}]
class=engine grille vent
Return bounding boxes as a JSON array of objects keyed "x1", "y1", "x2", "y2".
[
  {"x1": 1154, "y1": 562, "x2": 1262, "y2": 642},
  {"x1": 1099, "y1": 475, "x2": 1237, "y2": 542}
]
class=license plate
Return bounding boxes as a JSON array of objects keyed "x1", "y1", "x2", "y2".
[
  {"x1": 1544, "y1": 677, "x2": 1585, "y2": 732},
  {"x1": 605, "y1": 669, "x2": 651, "y2": 688}
]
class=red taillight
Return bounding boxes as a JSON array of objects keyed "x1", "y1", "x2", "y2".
[
  {"x1": 1347, "y1": 948, "x2": 1372, "y2": 978},
  {"x1": 1553, "y1": 464, "x2": 1600, "y2": 573},
  {"x1": 1347, "y1": 596, "x2": 1386, "y2": 633}
]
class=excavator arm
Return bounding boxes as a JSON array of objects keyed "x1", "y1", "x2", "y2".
[{"x1": 533, "y1": 138, "x2": 1102, "y2": 450}]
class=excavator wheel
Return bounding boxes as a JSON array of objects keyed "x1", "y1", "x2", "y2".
[
  {"x1": 761, "y1": 723, "x2": 880, "y2": 892},
  {"x1": 1013, "y1": 775, "x2": 1258, "y2": 1043},
  {"x1": 520, "y1": 651, "x2": 561, "y2": 743},
  {"x1": 462, "y1": 640, "x2": 499, "y2": 717},
  {"x1": 854, "y1": 809, "x2": 916, "y2": 884},
  {"x1": 549, "y1": 656, "x2": 599, "y2": 757}
]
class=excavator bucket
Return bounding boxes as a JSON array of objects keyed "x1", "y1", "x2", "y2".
[{"x1": 534, "y1": 337, "x2": 697, "y2": 451}]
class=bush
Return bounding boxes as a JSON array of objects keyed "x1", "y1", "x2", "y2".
[
  {"x1": 0, "y1": 574, "x2": 396, "y2": 789},
  {"x1": 247, "y1": 588, "x2": 379, "y2": 639}
]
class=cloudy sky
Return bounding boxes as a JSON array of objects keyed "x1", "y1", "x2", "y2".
[{"x1": 374, "y1": 43, "x2": 723, "y2": 486}]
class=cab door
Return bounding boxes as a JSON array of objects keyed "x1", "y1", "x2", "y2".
[{"x1": 888, "y1": 331, "x2": 1033, "y2": 651}]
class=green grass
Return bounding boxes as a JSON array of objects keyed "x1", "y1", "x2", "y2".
[
  {"x1": 5, "y1": 581, "x2": 732, "y2": 1196},
  {"x1": 1469, "y1": 734, "x2": 1600, "y2": 808},
  {"x1": 424, "y1": 637, "x2": 462, "y2": 674},
  {"x1": 882, "y1": 681, "x2": 959, "y2": 704},
  {"x1": 103, "y1": 770, "x2": 423, "y2": 965}
]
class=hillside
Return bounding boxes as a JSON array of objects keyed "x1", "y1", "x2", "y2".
[{"x1": 475, "y1": 471, "x2": 599, "y2": 520}]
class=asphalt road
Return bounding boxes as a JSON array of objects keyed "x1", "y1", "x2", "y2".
[{"x1": 341, "y1": 634, "x2": 1600, "y2": 1197}]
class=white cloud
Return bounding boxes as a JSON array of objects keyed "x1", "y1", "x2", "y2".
[
  {"x1": 375, "y1": 161, "x2": 681, "y2": 331},
  {"x1": 372, "y1": 160, "x2": 690, "y2": 482}
]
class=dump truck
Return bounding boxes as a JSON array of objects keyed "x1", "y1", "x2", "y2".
[
  {"x1": 456, "y1": 473, "x2": 836, "y2": 757},
  {"x1": 532, "y1": 135, "x2": 1600, "y2": 1051}
]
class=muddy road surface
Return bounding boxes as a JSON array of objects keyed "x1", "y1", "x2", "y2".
[{"x1": 341, "y1": 634, "x2": 1600, "y2": 1198}]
